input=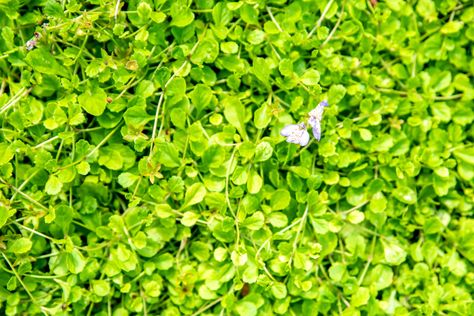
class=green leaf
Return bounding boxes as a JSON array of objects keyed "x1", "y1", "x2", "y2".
[
  {"x1": 254, "y1": 104, "x2": 272, "y2": 129},
  {"x1": 235, "y1": 301, "x2": 257, "y2": 316},
  {"x1": 92, "y1": 280, "x2": 111, "y2": 297},
  {"x1": 181, "y1": 211, "x2": 199, "y2": 226},
  {"x1": 242, "y1": 211, "x2": 264, "y2": 230},
  {"x1": 351, "y1": 287, "x2": 370, "y2": 307},
  {"x1": 99, "y1": 144, "x2": 136, "y2": 170},
  {"x1": 247, "y1": 168, "x2": 263, "y2": 194},
  {"x1": 124, "y1": 106, "x2": 153, "y2": 127},
  {"x1": 441, "y1": 21, "x2": 464, "y2": 34},
  {"x1": 386, "y1": 0, "x2": 403, "y2": 11},
  {"x1": 382, "y1": 238, "x2": 407, "y2": 265},
  {"x1": 189, "y1": 241, "x2": 210, "y2": 262},
  {"x1": 165, "y1": 77, "x2": 186, "y2": 104},
  {"x1": 453, "y1": 148, "x2": 474, "y2": 165},
  {"x1": 431, "y1": 103, "x2": 451, "y2": 122},
  {"x1": 416, "y1": 0, "x2": 437, "y2": 21},
  {"x1": 347, "y1": 210, "x2": 365, "y2": 224},
  {"x1": 191, "y1": 39, "x2": 219, "y2": 65},
  {"x1": 78, "y1": 86, "x2": 107, "y2": 116},
  {"x1": 369, "y1": 192, "x2": 387, "y2": 213},
  {"x1": 240, "y1": 4, "x2": 259, "y2": 25},
  {"x1": 270, "y1": 189, "x2": 291, "y2": 211},
  {"x1": 365, "y1": 265, "x2": 393, "y2": 290},
  {"x1": 44, "y1": 0, "x2": 65, "y2": 18},
  {"x1": 182, "y1": 183, "x2": 206, "y2": 209},
  {"x1": 359, "y1": 128, "x2": 372, "y2": 141},
  {"x1": 254, "y1": 142, "x2": 273, "y2": 162},
  {"x1": 66, "y1": 248, "x2": 86, "y2": 274},
  {"x1": 118, "y1": 172, "x2": 140, "y2": 188},
  {"x1": 252, "y1": 58, "x2": 271, "y2": 88},
  {"x1": 212, "y1": 2, "x2": 232, "y2": 25},
  {"x1": 328, "y1": 84, "x2": 346, "y2": 104},
  {"x1": 75, "y1": 161, "x2": 89, "y2": 176},
  {"x1": 458, "y1": 161, "x2": 474, "y2": 181},
  {"x1": 328, "y1": 262, "x2": 346, "y2": 282},
  {"x1": 423, "y1": 217, "x2": 444, "y2": 235},
  {"x1": 221, "y1": 41, "x2": 238, "y2": 54},
  {"x1": 45, "y1": 175, "x2": 63, "y2": 195},
  {"x1": 243, "y1": 265, "x2": 258, "y2": 283},
  {"x1": 223, "y1": 96, "x2": 248, "y2": 141},
  {"x1": 143, "y1": 280, "x2": 161, "y2": 297},
  {"x1": 271, "y1": 282, "x2": 288, "y2": 299},
  {"x1": 0, "y1": 206, "x2": 12, "y2": 229},
  {"x1": 453, "y1": 74, "x2": 471, "y2": 91},
  {"x1": 154, "y1": 204, "x2": 174, "y2": 218},
  {"x1": 26, "y1": 48, "x2": 68, "y2": 77},
  {"x1": 268, "y1": 213, "x2": 288, "y2": 228},
  {"x1": 189, "y1": 84, "x2": 214, "y2": 113},
  {"x1": 231, "y1": 250, "x2": 247, "y2": 266},
  {"x1": 300, "y1": 69, "x2": 320, "y2": 86},
  {"x1": 170, "y1": 1, "x2": 194, "y2": 27},
  {"x1": 153, "y1": 142, "x2": 181, "y2": 168},
  {"x1": 0, "y1": 143, "x2": 14, "y2": 166},
  {"x1": 431, "y1": 71, "x2": 452, "y2": 92},
  {"x1": 55, "y1": 205, "x2": 73, "y2": 234},
  {"x1": 248, "y1": 30, "x2": 266, "y2": 45},
  {"x1": 392, "y1": 186, "x2": 417, "y2": 204},
  {"x1": 9, "y1": 237, "x2": 32, "y2": 254},
  {"x1": 279, "y1": 59, "x2": 293, "y2": 77},
  {"x1": 155, "y1": 253, "x2": 174, "y2": 270},
  {"x1": 137, "y1": 2, "x2": 152, "y2": 20}
]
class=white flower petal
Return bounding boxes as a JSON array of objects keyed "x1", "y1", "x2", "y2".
[
  {"x1": 308, "y1": 116, "x2": 318, "y2": 129},
  {"x1": 280, "y1": 124, "x2": 300, "y2": 137},
  {"x1": 299, "y1": 130, "x2": 310, "y2": 146},
  {"x1": 312, "y1": 122, "x2": 321, "y2": 141}
]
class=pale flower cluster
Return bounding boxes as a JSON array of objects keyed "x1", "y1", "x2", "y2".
[{"x1": 280, "y1": 100, "x2": 329, "y2": 146}]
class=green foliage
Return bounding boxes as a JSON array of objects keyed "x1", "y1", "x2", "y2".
[{"x1": 0, "y1": 0, "x2": 473, "y2": 315}]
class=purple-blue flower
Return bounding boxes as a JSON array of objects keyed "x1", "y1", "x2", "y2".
[
  {"x1": 280, "y1": 123, "x2": 310, "y2": 146},
  {"x1": 279, "y1": 100, "x2": 328, "y2": 145},
  {"x1": 308, "y1": 100, "x2": 329, "y2": 141}
]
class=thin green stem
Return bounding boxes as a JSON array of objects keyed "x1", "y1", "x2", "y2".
[
  {"x1": 308, "y1": 0, "x2": 335, "y2": 38},
  {"x1": 288, "y1": 204, "x2": 310, "y2": 268},
  {"x1": 1, "y1": 251, "x2": 47, "y2": 315},
  {"x1": 321, "y1": 0, "x2": 346, "y2": 47}
]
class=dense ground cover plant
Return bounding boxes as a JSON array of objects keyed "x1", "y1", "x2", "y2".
[{"x1": 0, "y1": 0, "x2": 473, "y2": 315}]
